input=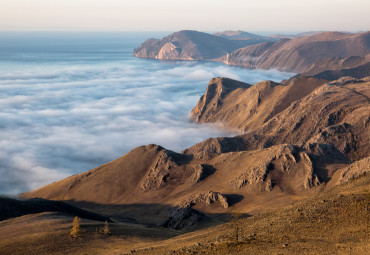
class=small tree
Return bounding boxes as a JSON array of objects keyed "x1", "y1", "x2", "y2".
[
  {"x1": 231, "y1": 211, "x2": 243, "y2": 244},
  {"x1": 102, "y1": 220, "x2": 110, "y2": 235},
  {"x1": 70, "y1": 216, "x2": 81, "y2": 239}
]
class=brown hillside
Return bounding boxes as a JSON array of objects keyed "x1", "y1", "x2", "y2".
[
  {"x1": 23, "y1": 141, "x2": 353, "y2": 226},
  {"x1": 186, "y1": 77, "x2": 370, "y2": 161},
  {"x1": 3, "y1": 174, "x2": 369, "y2": 255},
  {"x1": 23, "y1": 77, "x2": 370, "y2": 227},
  {"x1": 191, "y1": 76, "x2": 327, "y2": 132},
  {"x1": 225, "y1": 31, "x2": 370, "y2": 72},
  {"x1": 303, "y1": 54, "x2": 370, "y2": 76}
]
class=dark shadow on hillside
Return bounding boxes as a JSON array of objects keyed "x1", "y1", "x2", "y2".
[
  {"x1": 56, "y1": 199, "x2": 251, "y2": 232},
  {"x1": 0, "y1": 197, "x2": 111, "y2": 222},
  {"x1": 225, "y1": 194, "x2": 244, "y2": 207}
]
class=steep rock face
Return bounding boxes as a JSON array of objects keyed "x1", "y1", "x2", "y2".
[
  {"x1": 190, "y1": 77, "x2": 252, "y2": 124},
  {"x1": 133, "y1": 30, "x2": 253, "y2": 61},
  {"x1": 228, "y1": 145, "x2": 321, "y2": 191},
  {"x1": 329, "y1": 156, "x2": 370, "y2": 186},
  {"x1": 141, "y1": 150, "x2": 180, "y2": 191},
  {"x1": 186, "y1": 77, "x2": 370, "y2": 161},
  {"x1": 177, "y1": 191, "x2": 229, "y2": 209},
  {"x1": 160, "y1": 206, "x2": 203, "y2": 230},
  {"x1": 226, "y1": 143, "x2": 348, "y2": 193},
  {"x1": 225, "y1": 31, "x2": 370, "y2": 72},
  {"x1": 191, "y1": 76, "x2": 326, "y2": 132}
]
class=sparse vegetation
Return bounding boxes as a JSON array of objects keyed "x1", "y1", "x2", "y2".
[
  {"x1": 230, "y1": 211, "x2": 243, "y2": 244},
  {"x1": 70, "y1": 216, "x2": 81, "y2": 239},
  {"x1": 101, "y1": 220, "x2": 110, "y2": 235}
]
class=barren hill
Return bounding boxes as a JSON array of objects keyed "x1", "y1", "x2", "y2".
[
  {"x1": 191, "y1": 76, "x2": 327, "y2": 132},
  {"x1": 224, "y1": 31, "x2": 370, "y2": 72},
  {"x1": 187, "y1": 77, "x2": 370, "y2": 161},
  {"x1": 213, "y1": 30, "x2": 278, "y2": 44},
  {"x1": 133, "y1": 30, "x2": 255, "y2": 60},
  {"x1": 3, "y1": 168, "x2": 369, "y2": 255},
  {"x1": 133, "y1": 30, "x2": 370, "y2": 73},
  {"x1": 302, "y1": 54, "x2": 370, "y2": 77}
]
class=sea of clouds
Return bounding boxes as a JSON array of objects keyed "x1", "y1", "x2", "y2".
[{"x1": 0, "y1": 36, "x2": 293, "y2": 194}]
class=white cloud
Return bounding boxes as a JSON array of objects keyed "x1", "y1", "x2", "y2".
[{"x1": 0, "y1": 56, "x2": 292, "y2": 195}]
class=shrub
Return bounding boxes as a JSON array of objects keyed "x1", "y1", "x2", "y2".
[
  {"x1": 70, "y1": 216, "x2": 81, "y2": 239},
  {"x1": 102, "y1": 220, "x2": 111, "y2": 235}
]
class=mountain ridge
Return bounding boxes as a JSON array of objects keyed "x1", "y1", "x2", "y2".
[{"x1": 134, "y1": 30, "x2": 370, "y2": 73}]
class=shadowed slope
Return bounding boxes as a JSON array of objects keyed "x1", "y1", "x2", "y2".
[{"x1": 0, "y1": 197, "x2": 110, "y2": 222}]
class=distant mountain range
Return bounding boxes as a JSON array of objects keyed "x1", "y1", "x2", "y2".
[{"x1": 134, "y1": 30, "x2": 370, "y2": 74}]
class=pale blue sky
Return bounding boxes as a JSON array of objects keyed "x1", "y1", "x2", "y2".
[{"x1": 0, "y1": 0, "x2": 369, "y2": 32}]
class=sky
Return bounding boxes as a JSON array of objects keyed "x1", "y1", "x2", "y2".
[{"x1": 0, "y1": 0, "x2": 369, "y2": 32}]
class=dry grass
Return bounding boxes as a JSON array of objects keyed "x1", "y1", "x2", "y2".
[{"x1": 1, "y1": 175, "x2": 369, "y2": 255}]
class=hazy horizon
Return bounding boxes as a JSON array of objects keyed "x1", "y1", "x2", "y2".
[{"x1": 1, "y1": 0, "x2": 369, "y2": 32}]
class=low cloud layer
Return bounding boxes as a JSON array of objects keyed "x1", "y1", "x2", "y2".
[{"x1": 0, "y1": 55, "x2": 292, "y2": 194}]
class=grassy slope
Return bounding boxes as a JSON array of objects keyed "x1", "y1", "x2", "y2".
[{"x1": 1, "y1": 174, "x2": 369, "y2": 255}]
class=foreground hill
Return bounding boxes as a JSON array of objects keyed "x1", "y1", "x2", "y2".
[{"x1": 2, "y1": 174, "x2": 369, "y2": 254}]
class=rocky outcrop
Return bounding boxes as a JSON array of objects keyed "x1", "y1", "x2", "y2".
[
  {"x1": 190, "y1": 76, "x2": 326, "y2": 133},
  {"x1": 178, "y1": 191, "x2": 229, "y2": 209},
  {"x1": 227, "y1": 144, "x2": 345, "y2": 192},
  {"x1": 141, "y1": 150, "x2": 180, "y2": 191},
  {"x1": 160, "y1": 206, "x2": 203, "y2": 230},
  {"x1": 190, "y1": 77, "x2": 251, "y2": 124},
  {"x1": 330, "y1": 156, "x2": 370, "y2": 186}
]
